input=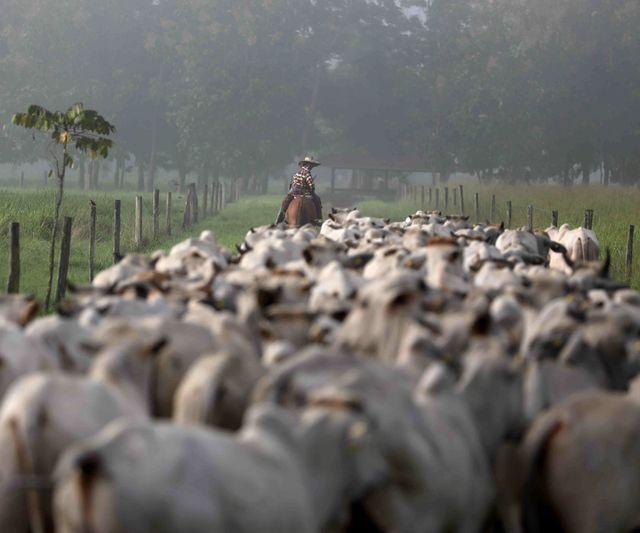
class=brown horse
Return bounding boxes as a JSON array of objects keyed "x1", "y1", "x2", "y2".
[{"x1": 285, "y1": 195, "x2": 319, "y2": 227}]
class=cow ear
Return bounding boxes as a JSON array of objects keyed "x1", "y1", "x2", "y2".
[
  {"x1": 19, "y1": 299, "x2": 40, "y2": 326},
  {"x1": 147, "y1": 337, "x2": 168, "y2": 357}
]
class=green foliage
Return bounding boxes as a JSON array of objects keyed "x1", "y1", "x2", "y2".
[
  {"x1": 12, "y1": 103, "x2": 115, "y2": 164},
  {"x1": 1, "y1": 0, "x2": 639, "y2": 185}
]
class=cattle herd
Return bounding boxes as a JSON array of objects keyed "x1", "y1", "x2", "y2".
[{"x1": 1, "y1": 206, "x2": 639, "y2": 533}]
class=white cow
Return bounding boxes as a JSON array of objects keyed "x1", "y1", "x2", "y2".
[
  {"x1": 0, "y1": 374, "x2": 137, "y2": 533},
  {"x1": 547, "y1": 224, "x2": 599, "y2": 274},
  {"x1": 174, "y1": 350, "x2": 265, "y2": 430},
  {"x1": 54, "y1": 404, "x2": 386, "y2": 533}
]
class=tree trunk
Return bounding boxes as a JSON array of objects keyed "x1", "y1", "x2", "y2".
[
  {"x1": 94, "y1": 161, "x2": 100, "y2": 189},
  {"x1": 113, "y1": 157, "x2": 121, "y2": 189},
  {"x1": 177, "y1": 148, "x2": 187, "y2": 193},
  {"x1": 137, "y1": 159, "x2": 145, "y2": 192},
  {"x1": 45, "y1": 142, "x2": 68, "y2": 310},
  {"x1": 119, "y1": 160, "x2": 126, "y2": 189},
  {"x1": 85, "y1": 160, "x2": 93, "y2": 190},
  {"x1": 147, "y1": 115, "x2": 158, "y2": 193},
  {"x1": 301, "y1": 63, "x2": 322, "y2": 153},
  {"x1": 603, "y1": 146, "x2": 611, "y2": 186},
  {"x1": 198, "y1": 163, "x2": 207, "y2": 191},
  {"x1": 581, "y1": 160, "x2": 590, "y2": 185},
  {"x1": 78, "y1": 155, "x2": 86, "y2": 189}
]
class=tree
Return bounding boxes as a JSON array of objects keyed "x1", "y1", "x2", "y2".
[{"x1": 12, "y1": 103, "x2": 115, "y2": 308}]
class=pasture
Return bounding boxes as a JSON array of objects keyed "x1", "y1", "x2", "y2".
[
  {"x1": 2, "y1": 197, "x2": 639, "y2": 532},
  {"x1": 1, "y1": 184, "x2": 639, "y2": 302}
]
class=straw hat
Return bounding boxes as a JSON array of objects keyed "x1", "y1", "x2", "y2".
[{"x1": 298, "y1": 156, "x2": 321, "y2": 168}]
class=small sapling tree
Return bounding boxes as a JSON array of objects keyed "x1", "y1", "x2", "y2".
[{"x1": 12, "y1": 103, "x2": 115, "y2": 309}]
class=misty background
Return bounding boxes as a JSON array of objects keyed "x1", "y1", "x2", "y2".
[{"x1": 0, "y1": 0, "x2": 639, "y2": 191}]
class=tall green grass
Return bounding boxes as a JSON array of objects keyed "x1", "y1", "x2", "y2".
[{"x1": 1, "y1": 185, "x2": 638, "y2": 303}]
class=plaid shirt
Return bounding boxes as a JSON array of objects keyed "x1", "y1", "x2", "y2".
[{"x1": 291, "y1": 165, "x2": 315, "y2": 192}]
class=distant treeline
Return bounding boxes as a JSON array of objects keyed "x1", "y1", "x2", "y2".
[{"x1": 0, "y1": 0, "x2": 638, "y2": 187}]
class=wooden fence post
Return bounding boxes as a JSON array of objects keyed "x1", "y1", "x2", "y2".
[
  {"x1": 584, "y1": 209, "x2": 594, "y2": 229},
  {"x1": 453, "y1": 188, "x2": 458, "y2": 208},
  {"x1": 626, "y1": 225, "x2": 635, "y2": 284},
  {"x1": 152, "y1": 189, "x2": 160, "y2": 240},
  {"x1": 7, "y1": 222, "x2": 20, "y2": 293},
  {"x1": 113, "y1": 200, "x2": 121, "y2": 264},
  {"x1": 182, "y1": 188, "x2": 192, "y2": 229},
  {"x1": 412, "y1": 185, "x2": 418, "y2": 205},
  {"x1": 166, "y1": 192, "x2": 172, "y2": 236},
  {"x1": 135, "y1": 196, "x2": 143, "y2": 248},
  {"x1": 428, "y1": 187, "x2": 432, "y2": 206},
  {"x1": 474, "y1": 193, "x2": 479, "y2": 223},
  {"x1": 89, "y1": 201, "x2": 97, "y2": 282},
  {"x1": 459, "y1": 185, "x2": 465, "y2": 215},
  {"x1": 444, "y1": 187, "x2": 449, "y2": 210},
  {"x1": 212, "y1": 182, "x2": 218, "y2": 214},
  {"x1": 551, "y1": 210, "x2": 559, "y2": 227},
  {"x1": 20, "y1": 171, "x2": 24, "y2": 189},
  {"x1": 55, "y1": 217, "x2": 73, "y2": 304},
  {"x1": 506, "y1": 201, "x2": 512, "y2": 229},
  {"x1": 490, "y1": 195, "x2": 496, "y2": 224},
  {"x1": 203, "y1": 183, "x2": 209, "y2": 216},
  {"x1": 527, "y1": 205, "x2": 534, "y2": 231},
  {"x1": 435, "y1": 188, "x2": 440, "y2": 209},
  {"x1": 191, "y1": 183, "x2": 199, "y2": 223}
]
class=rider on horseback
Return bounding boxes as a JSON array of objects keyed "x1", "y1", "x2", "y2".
[{"x1": 275, "y1": 156, "x2": 323, "y2": 224}]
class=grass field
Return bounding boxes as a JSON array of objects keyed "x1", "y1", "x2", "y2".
[{"x1": 1, "y1": 184, "x2": 639, "y2": 303}]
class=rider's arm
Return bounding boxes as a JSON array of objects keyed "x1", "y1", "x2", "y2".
[{"x1": 306, "y1": 173, "x2": 315, "y2": 190}]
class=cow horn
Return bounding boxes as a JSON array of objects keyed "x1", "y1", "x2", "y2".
[
  {"x1": 600, "y1": 248, "x2": 611, "y2": 277},
  {"x1": 519, "y1": 253, "x2": 546, "y2": 265},
  {"x1": 593, "y1": 278, "x2": 628, "y2": 291}
]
